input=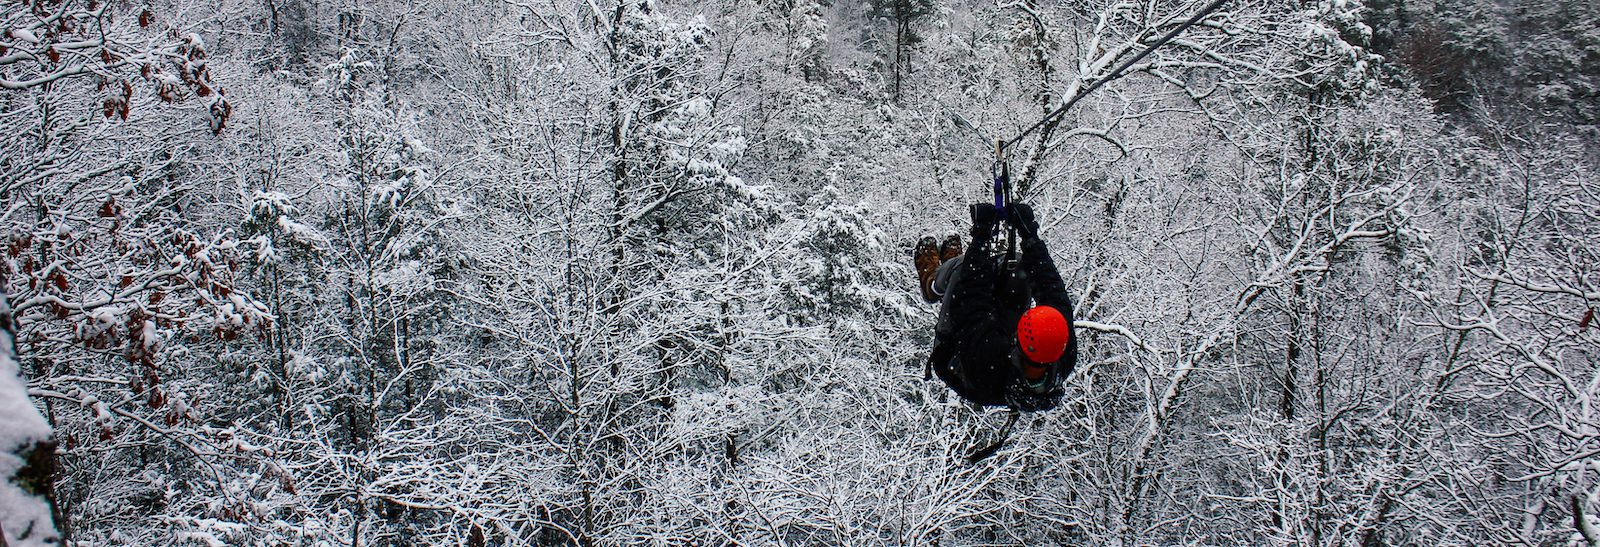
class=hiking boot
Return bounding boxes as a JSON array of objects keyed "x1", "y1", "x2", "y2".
[
  {"x1": 939, "y1": 234, "x2": 963, "y2": 261},
  {"x1": 914, "y1": 236, "x2": 941, "y2": 304}
]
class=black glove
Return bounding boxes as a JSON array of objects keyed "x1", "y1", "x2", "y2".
[
  {"x1": 1006, "y1": 203, "x2": 1040, "y2": 241},
  {"x1": 969, "y1": 203, "x2": 997, "y2": 241}
]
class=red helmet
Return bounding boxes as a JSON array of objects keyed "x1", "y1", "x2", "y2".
[{"x1": 1017, "y1": 306, "x2": 1069, "y2": 364}]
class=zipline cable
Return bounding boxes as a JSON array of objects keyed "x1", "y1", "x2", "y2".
[
  {"x1": 964, "y1": 0, "x2": 1232, "y2": 424},
  {"x1": 998, "y1": 0, "x2": 1232, "y2": 154}
]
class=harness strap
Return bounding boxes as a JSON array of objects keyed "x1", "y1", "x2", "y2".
[{"x1": 966, "y1": 410, "x2": 1021, "y2": 463}]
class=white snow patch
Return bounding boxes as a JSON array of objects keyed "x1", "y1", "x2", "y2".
[
  {"x1": 8, "y1": 28, "x2": 39, "y2": 45},
  {"x1": 277, "y1": 216, "x2": 330, "y2": 248},
  {"x1": 0, "y1": 295, "x2": 59, "y2": 545},
  {"x1": 251, "y1": 191, "x2": 297, "y2": 217}
]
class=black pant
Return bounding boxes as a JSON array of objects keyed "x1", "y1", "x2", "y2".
[{"x1": 933, "y1": 255, "x2": 964, "y2": 340}]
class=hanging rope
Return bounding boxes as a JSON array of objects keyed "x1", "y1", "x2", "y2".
[
  {"x1": 998, "y1": 0, "x2": 1232, "y2": 154},
  {"x1": 990, "y1": 142, "x2": 1019, "y2": 261},
  {"x1": 993, "y1": 141, "x2": 1009, "y2": 222}
]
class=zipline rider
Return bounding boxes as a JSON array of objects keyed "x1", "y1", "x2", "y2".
[{"x1": 919, "y1": 202, "x2": 1076, "y2": 412}]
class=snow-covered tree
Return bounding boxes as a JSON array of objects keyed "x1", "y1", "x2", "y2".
[{"x1": 3, "y1": 0, "x2": 1596, "y2": 543}]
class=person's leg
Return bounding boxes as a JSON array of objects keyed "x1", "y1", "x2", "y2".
[
  {"x1": 935, "y1": 243, "x2": 997, "y2": 342},
  {"x1": 933, "y1": 255, "x2": 964, "y2": 339}
]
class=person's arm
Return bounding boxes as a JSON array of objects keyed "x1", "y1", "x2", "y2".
[
  {"x1": 1009, "y1": 205, "x2": 1078, "y2": 375},
  {"x1": 944, "y1": 205, "x2": 999, "y2": 335},
  {"x1": 1019, "y1": 237, "x2": 1071, "y2": 312},
  {"x1": 1020, "y1": 237, "x2": 1078, "y2": 376}
]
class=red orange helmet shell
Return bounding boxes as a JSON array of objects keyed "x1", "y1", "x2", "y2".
[{"x1": 1017, "y1": 306, "x2": 1069, "y2": 363}]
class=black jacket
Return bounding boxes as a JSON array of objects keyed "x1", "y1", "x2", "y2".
[{"x1": 932, "y1": 234, "x2": 1077, "y2": 410}]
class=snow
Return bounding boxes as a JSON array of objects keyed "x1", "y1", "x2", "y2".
[
  {"x1": 246, "y1": 235, "x2": 279, "y2": 263},
  {"x1": 8, "y1": 28, "x2": 38, "y2": 45},
  {"x1": 76, "y1": 306, "x2": 120, "y2": 343},
  {"x1": 251, "y1": 191, "x2": 297, "y2": 217},
  {"x1": 403, "y1": 136, "x2": 433, "y2": 157},
  {"x1": 0, "y1": 295, "x2": 59, "y2": 546},
  {"x1": 708, "y1": 131, "x2": 747, "y2": 163},
  {"x1": 374, "y1": 260, "x2": 431, "y2": 294},
  {"x1": 276, "y1": 216, "x2": 329, "y2": 248},
  {"x1": 141, "y1": 320, "x2": 162, "y2": 354},
  {"x1": 173, "y1": 518, "x2": 248, "y2": 547},
  {"x1": 177, "y1": 531, "x2": 227, "y2": 547}
]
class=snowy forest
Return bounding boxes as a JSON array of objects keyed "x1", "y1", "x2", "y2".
[{"x1": 0, "y1": 0, "x2": 1597, "y2": 544}]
